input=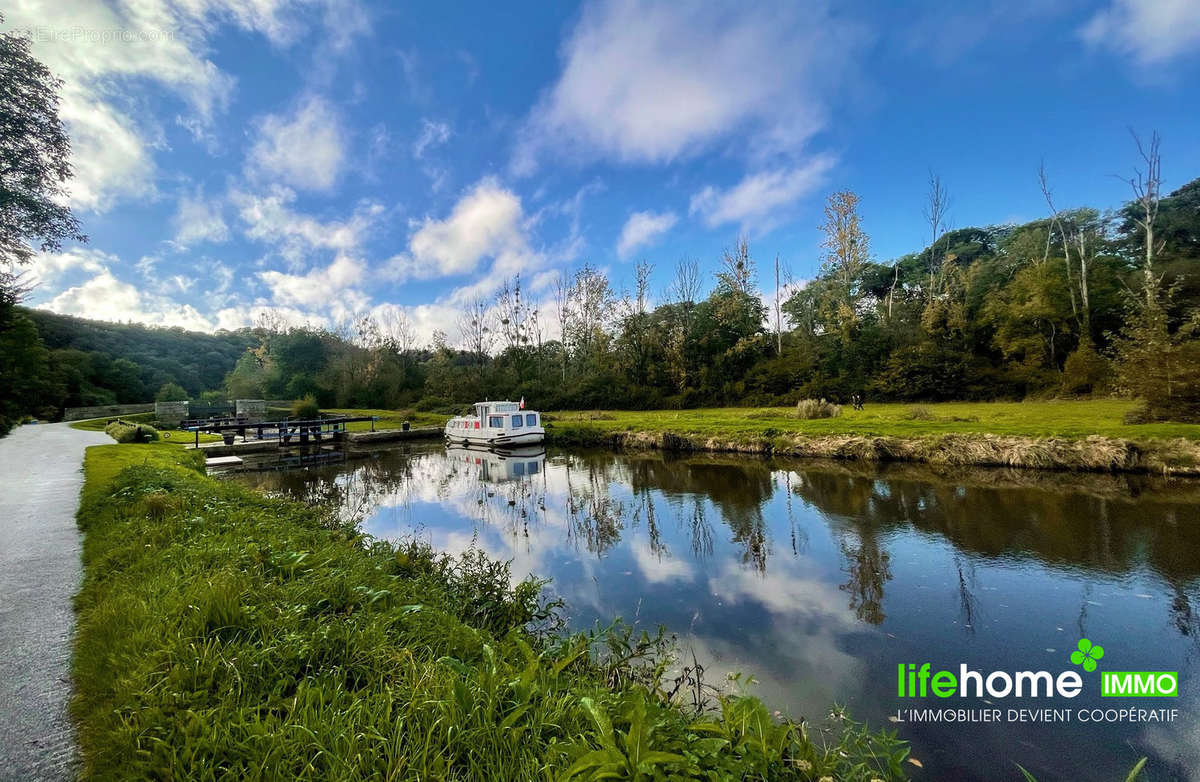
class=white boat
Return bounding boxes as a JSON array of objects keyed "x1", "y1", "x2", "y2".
[{"x1": 444, "y1": 400, "x2": 545, "y2": 447}]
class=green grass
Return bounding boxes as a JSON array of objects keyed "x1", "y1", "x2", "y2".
[
  {"x1": 73, "y1": 444, "x2": 908, "y2": 780},
  {"x1": 548, "y1": 400, "x2": 1200, "y2": 442},
  {"x1": 71, "y1": 413, "x2": 223, "y2": 443},
  {"x1": 325, "y1": 407, "x2": 449, "y2": 432}
]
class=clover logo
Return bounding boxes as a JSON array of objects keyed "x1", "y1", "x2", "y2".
[{"x1": 1070, "y1": 638, "x2": 1104, "y2": 672}]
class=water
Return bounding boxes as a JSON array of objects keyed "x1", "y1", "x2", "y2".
[{"x1": 229, "y1": 444, "x2": 1200, "y2": 780}]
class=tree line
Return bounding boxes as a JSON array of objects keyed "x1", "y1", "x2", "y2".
[{"x1": 220, "y1": 157, "x2": 1199, "y2": 423}]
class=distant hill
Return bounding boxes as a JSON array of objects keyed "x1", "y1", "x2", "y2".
[{"x1": 20, "y1": 308, "x2": 257, "y2": 407}]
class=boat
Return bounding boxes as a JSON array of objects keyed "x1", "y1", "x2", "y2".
[{"x1": 444, "y1": 400, "x2": 545, "y2": 447}]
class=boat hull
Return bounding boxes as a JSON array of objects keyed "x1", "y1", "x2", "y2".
[{"x1": 445, "y1": 430, "x2": 545, "y2": 447}]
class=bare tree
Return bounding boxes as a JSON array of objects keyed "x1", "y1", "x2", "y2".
[
  {"x1": 553, "y1": 271, "x2": 571, "y2": 380},
  {"x1": 378, "y1": 307, "x2": 418, "y2": 355},
  {"x1": 666, "y1": 256, "x2": 701, "y2": 305},
  {"x1": 923, "y1": 171, "x2": 950, "y2": 300},
  {"x1": 1124, "y1": 129, "x2": 1164, "y2": 308},
  {"x1": 1039, "y1": 163, "x2": 1081, "y2": 325},
  {"x1": 456, "y1": 297, "x2": 493, "y2": 382},
  {"x1": 820, "y1": 191, "x2": 871, "y2": 340},
  {"x1": 717, "y1": 236, "x2": 755, "y2": 295},
  {"x1": 772, "y1": 254, "x2": 792, "y2": 355}
]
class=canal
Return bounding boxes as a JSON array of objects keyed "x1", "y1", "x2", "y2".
[{"x1": 229, "y1": 443, "x2": 1200, "y2": 781}]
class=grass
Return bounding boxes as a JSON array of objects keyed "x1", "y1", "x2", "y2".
[
  {"x1": 71, "y1": 413, "x2": 223, "y2": 444},
  {"x1": 325, "y1": 407, "x2": 449, "y2": 432},
  {"x1": 73, "y1": 443, "x2": 909, "y2": 780},
  {"x1": 547, "y1": 400, "x2": 1200, "y2": 442}
]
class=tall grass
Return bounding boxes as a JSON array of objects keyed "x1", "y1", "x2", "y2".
[{"x1": 72, "y1": 444, "x2": 908, "y2": 780}]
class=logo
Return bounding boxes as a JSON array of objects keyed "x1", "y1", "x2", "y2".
[{"x1": 896, "y1": 638, "x2": 1177, "y2": 700}]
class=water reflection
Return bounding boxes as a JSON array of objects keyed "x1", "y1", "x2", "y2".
[{"x1": 231, "y1": 445, "x2": 1200, "y2": 781}]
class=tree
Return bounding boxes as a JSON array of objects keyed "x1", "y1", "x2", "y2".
[
  {"x1": 0, "y1": 19, "x2": 86, "y2": 269},
  {"x1": 155, "y1": 382, "x2": 188, "y2": 402},
  {"x1": 923, "y1": 172, "x2": 949, "y2": 300},
  {"x1": 819, "y1": 191, "x2": 871, "y2": 344},
  {"x1": 1123, "y1": 130, "x2": 1164, "y2": 308}
]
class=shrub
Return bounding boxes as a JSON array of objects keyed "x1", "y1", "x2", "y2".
[
  {"x1": 291, "y1": 395, "x2": 320, "y2": 420},
  {"x1": 794, "y1": 398, "x2": 841, "y2": 420},
  {"x1": 154, "y1": 382, "x2": 189, "y2": 402},
  {"x1": 906, "y1": 406, "x2": 935, "y2": 420},
  {"x1": 104, "y1": 419, "x2": 160, "y2": 443},
  {"x1": 1061, "y1": 342, "x2": 1110, "y2": 396}
]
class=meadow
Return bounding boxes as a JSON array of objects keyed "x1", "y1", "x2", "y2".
[{"x1": 545, "y1": 400, "x2": 1200, "y2": 441}]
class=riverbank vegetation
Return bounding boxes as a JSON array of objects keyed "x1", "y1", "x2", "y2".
[{"x1": 72, "y1": 443, "x2": 909, "y2": 780}]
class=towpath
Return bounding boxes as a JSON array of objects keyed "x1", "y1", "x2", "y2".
[{"x1": 0, "y1": 422, "x2": 109, "y2": 779}]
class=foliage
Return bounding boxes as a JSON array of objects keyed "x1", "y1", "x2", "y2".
[
  {"x1": 795, "y1": 398, "x2": 842, "y2": 419},
  {"x1": 154, "y1": 382, "x2": 189, "y2": 402},
  {"x1": 0, "y1": 18, "x2": 86, "y2": 268},
  {"x1": 103, "y1": 419, "x2": 160, "y2": 443},
  {"x1": 291, "y1": 394, "x2": 320, "y2": 419},
  {"x1": 1113, "y1": 302, "x2": 1200, "y2": 422},
  {"x1": 72, "y1": 445, "x2": 908, "y2": 780}
]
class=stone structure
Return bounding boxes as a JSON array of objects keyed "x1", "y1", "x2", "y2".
[
  {"x1": 154, "y1": 400, "x2": 190, "y2": 427},
  {"x1": 235, "y1": 399, "x2": 267, "y2": 423}
]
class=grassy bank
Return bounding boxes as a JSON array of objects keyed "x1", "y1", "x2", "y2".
[
  {"x1": 72, "y1": 443, "x2": 907, "y2": 780},
  {"x1": 546, "y1": 402, "x2": 1200, "y2": 474}
]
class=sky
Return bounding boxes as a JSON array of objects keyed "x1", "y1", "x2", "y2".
[{"x1": 5, "y1": 0, "x2": 1200, "y2": 343}]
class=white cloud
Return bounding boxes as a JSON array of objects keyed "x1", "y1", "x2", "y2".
[
  {"x1": 258, "y1": 253, "x2": 365, "y2": 308},
  {"x1": 172, "y1": 187, "x2": 229, "y2": 247},
  {"x1": 1, "y1": 0, "x2": 361, "y2": 211},
  {"x1": 231, "y1": 185, "x2": 380, "y2": 264},
  {"x1": 1080, "y1": 0, "x2": 1200, "y2": 66},
  {"x1": 616, "y1": 210, "x2": 677, "y2": 259},
  {"x1": 248, "y1": 95, "x2": 346, "y2": 191},
  {"x1": 40, "y1": 269, "x2": 216, "y2": 331},
  {"x1": 389, "y1": 177, "x2": 533, "y2": 282},
  {"x1": 515, "y1": 0, "x2": 863, "y2": 172},
  {"x1": 24, "y1": 247, "x2": 109, "y2": 288},
  {"x1": 689, "y1": 155, "x2": 836, "y2": 230},
  {"x1": 413, "y1": 119, "x2": 451, "y2": 159}
]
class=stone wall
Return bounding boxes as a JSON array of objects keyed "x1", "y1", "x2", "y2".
[
  {"x1": 236, "y1": 399, "x2": 267, "y2": 422},
  {"x1": 63, "y1": 403, "x2": 154, "y2": 422},
  {"x1": 154, "y1": 400, "x2": 190, "y2": 427}
]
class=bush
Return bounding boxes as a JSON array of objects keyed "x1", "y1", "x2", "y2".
[
  {"x1": 291, "y1": 395, "x2": 320, "y2": 420},
  {"x1": 104, "y1": 419, "x2": 160, "y2": 443},
  {"x1": 1061, "y1": 342, "x2": 1110, "y2": 396},
  {"x1": 794, "y1": 398, "x2": 841, "y2": 420},
  {"x1": 906, "y1": 406, "x2": 934, "y2": 420}
]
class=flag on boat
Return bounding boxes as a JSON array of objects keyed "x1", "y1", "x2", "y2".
[{"x1": 519, "y1": 397, "x2": 525, "y2": 409}]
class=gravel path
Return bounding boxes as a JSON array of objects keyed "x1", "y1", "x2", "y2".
[{"x1": 0, "y1": 422, "x2": 109, "y2": 780}]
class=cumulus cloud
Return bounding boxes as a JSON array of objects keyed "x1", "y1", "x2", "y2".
[
  {"x1": 258, "y1": 253, "x2": 365, "y2": 308},
  {"x1": 1080, "y1": 0, "x2": 1200, "y2": 66},
  {"x1": 388, "y1": 177, "x2": 536, "y2": 284},
  {"x1": 689, "y1": 155, "x2": 836, "y2": 230},
  {"x1": 39, "y1": 269, "x2": 216, "y2": 331},
  {"x1": 172, "y1": 187, "x2": 229, "y2": 247},
  {"x1": 616, "y1": 210, "x2": 677, "y2": 259},
  {"x1": 25, "y1": 247, "x2": 110, "y2": 288},
  {"x1": 1, "y1": 0, "x2": 362, "y2": 211},
  {"x1": 248, "y1": 95, "x2": 346, "y2": 191},
  {"x1": 231, "y1": 185, "x2": 381, "y2": 265},
  {"x1": 514, "y1": 0, "x2": 863, "y2": 172}
]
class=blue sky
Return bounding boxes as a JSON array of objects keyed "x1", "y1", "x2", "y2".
[{"x1": 6, "y1": 0, "x2": 1200, "y2": 341}]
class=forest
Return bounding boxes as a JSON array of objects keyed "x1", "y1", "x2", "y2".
[{"x1": 2, "y1": 167, "x2": 1198, "y2": 435}]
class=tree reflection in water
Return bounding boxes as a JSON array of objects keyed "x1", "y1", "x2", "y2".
[{"x1": 231, "y1": 444, "x2": 1200, "y2": 643}]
